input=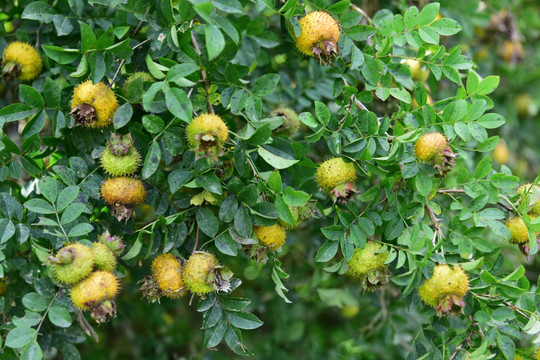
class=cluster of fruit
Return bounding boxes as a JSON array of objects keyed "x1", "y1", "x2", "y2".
[{"x1": 48, "y1": 232, "x2": 124, "y2": 323}]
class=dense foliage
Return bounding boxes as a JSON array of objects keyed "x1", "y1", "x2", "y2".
[{"x1": 0, "y1": 0, "x2": 539, "y2": 359}]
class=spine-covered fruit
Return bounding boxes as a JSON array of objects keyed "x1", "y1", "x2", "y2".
[
  {"x1": 123, "y1": 71, "x2": 154, "y2": 101},
  {"x1": 185, "y1": 113, "x2": 229, "y2": 157},
  {"x1": 253, "y1": 224, "x2": 286, "y2": 251},
  {"x1": 516, "y1": 183, "x2": 540, "y2": 215},
  {"x1": 347, "y1": 241, "x2": 391, "y2": 291},
  {"x1": 100, "y1": 133, "x2": 141, "y2": 176},
  {"x1": 51, "y1": 243, "x2": 94, "y2": 284},
  {"x1": 418, "y1": 264, "x2": 469, "y2": 316},
  {"x1": 183, "y1": 252, "x2": 232, "y2": 295},
  {"x1": 271, "y1": 108, "x2": 300, "y2": 137},
  {"x1": 294, "y1": 11, "x2": 340, "y2": 64},
  {"x1": 101, "y1": 177, "x2": 146, "y2": 222},
  {"x1": 414, "y1": 132, "x2": 456, "y2": 176},
  {"x1": 70, "y1": 271, "x2": 119, "y2": 323},
  {"x1": 70, "y1": 80, "x2": 119, "y2": 128},
  {"x1": 316, "y1": 157, "x2": 358, "y2": 203},
  {"x1": 506, "y1": 217, "x2": 529, "y2": 244},
  {"x1": 278, "y1": 203, "x2": 314, "y2": 230},
  {"x1": 150, "y1": 254, "x2": 186, "y2": 299},
  {"x1": 91, "y1": 242, "x2": 117, "y2": 272},
  {"x1": 2, "y1": 41, "x2": 42, "y2": 81},
  {"x1": 98, "y1": 230, "x2": 125, "y2": 256}
]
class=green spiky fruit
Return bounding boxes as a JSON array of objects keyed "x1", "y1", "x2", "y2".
[
  {"x1": 2, "y1": 41, "x2": 42, "y2": 81},
  {"x1": 101, "y1": 177, "x2": 146, "y2": 222},
  {"x1": 418, "y1": 264, "x2": 469, "y2": 316},
  {"x1": 70, "y1": 271, "x2": 119, "y2": 310},
  {"x1": 71, "y1": 80, "x2": 118, "y2": 128},
  {"x1": 100, "y1": 133, "x2": 141, "y2": 176},
  {"x1": 151, "y1": 254, "x2": 186, "y2": 299},
  {"x1": 52, "y1": 243, "x2": 95, "y2": 284},
  {"x1": 294, "y1": 11, "x2": 340, "y2": 63},
  {"x1": 347, "y1": 241, "x2": 391, "y2": 291},
  {"x1": 91, "y1": 242, "x2": 117, "y2": 272},
  {"x1": 316, "y1": 158, "x2": 358, "y2": 202},
  {"x1": 506, "y1": 217, "x2": 529, "y2": 244},
  {"x1": 415, "y1": 132, "x2": 447, "y2": 162},
  {"x1": 183, "y1": 252, "x2": 227, "y2": 295},
  {"x1": 123, "y1": 71, "x2": 154, "y2": 93},
  {"x1": 271, "y1": 108, "x2": 300, "y2": 137},
  {"x1": 185, "y1": 113, "x2": 229, "y2": 156},
  {"x1": 253, "y1": 224, "x2": 286, "y2": 250}
]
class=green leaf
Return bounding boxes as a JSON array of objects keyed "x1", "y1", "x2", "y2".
[
  {"x1": 267, "y1": 171, "x2": 282, "y2": 193},
  {"x1": 21, "y1": 1, "x2": 55, "y2": 22},
  {"x1": 315, "y1": 240, "x2": 339, "y2": 262},
  {"x1": 22, "y1": 292, "x2": 48, "y2": 312},
  {"x1": 197, "y1": 207, "x2": 219, "y2": 238},
  {"x1": 477, "y1": 76, "x2": 500, "y2": 95},
  {"x1": 68, "y1": 223, "x2": 94, "y2": 237},
  {"x1": 404, "y1": 6, "x2": 419, "y2": 29},
  {"x1": 415, "y1": 171, "x2": 432, "y2": 197},
  {"x1": 164, "y1": 87, "x2": 192, "y2": 123},
  {"x1": 168, "y1": 169, "x2": 192, "y2": 194},
  {"x1": 20, "y1": 341, "x2": 43, "y2": 360},
  {"x1": 5, "y1": 327, "x2": 37, "y2": 349},
  {"x1": 38, "y1": 177, "x2": 57, "y2": 204},
  {"x1": 234, "y1": 206, "x2": 252, "y2": 238},
  {"x1": 79, "y1": 22, "x2": 96, "y2": 52},
  {"x1": 60, "y1": 203, "x2": 86, "y2": 224},
  {"x1": 215, "y1": 233, "x2": 238, "y2": 256},
  {"x1": 142, "y1": 141, "x2": 161, "y2": 180},
  {"x1": 282, "y1": 187, "x2": 310, "y2": 206},
  {"x1": 19, "y1": 85, "x2": 44, "y2": 109},
  {"x1": 418, "y1": 2, "x2": 439, "y2": 26},
  {"x1": 246, "y1": 124, "x2": 271, "y2": 146},
  {"x1": 478, "y1": 113, "x2": 505, "y2": 129},
  {"x1": 142, "y1": 115, "x2": 165, "y2": 134},
  {"x1": 0, "y1": 219, "x2": 16, "y2": 244},
  {"x1": 56, "y1": 186, "x2": 79, "y2": 212},
  {"x1": 41, "y1": 45, "x2": 79, "y2": 64},
  {"x1": 205, "y1": 25, "x2": 225, "y2": 60},
  {"x1": 203, "y1": 317, "x2": 227, "y2": 348},
  {"x1": 113, "y1": 103, "x2": 133, "y2": 130},
  {"x1": 196, "y1": 172, "x2": 222, "y2": 195},
  {"x1": 315, "y1": 101, "x2": 330, "y2": 126},
  {"x1": 122, "y1": 233, "x2": 143, "y2": 260},
  {"x1": 167, "y1": 63, "x2": 200, "y2": 83},
  {"x1": 257, "y1": 147, "x2": 299, "y2": 169},
  {"x1": 24, "y1": 199, "x2": 55, "y2": 214},
  {"x1": 475, "y1": 156, "x2": 492, "y2": 179},
  {"x1": 0, "y1": 103, "x2": 35, "y2": 124},
  {"x1": 48, "y1": 306, "x2": 72, "y2": 328},
  {"x1": 252, "y1": 74, "x2": 280, "y2": 96},
  {"x1": 226, "y1": 311, "x2": 263, "y2": 330}
]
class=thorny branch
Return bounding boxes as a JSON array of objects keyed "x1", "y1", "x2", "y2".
[{"x1": 425, "y1": 203, "x2": 444, "y2": 245}]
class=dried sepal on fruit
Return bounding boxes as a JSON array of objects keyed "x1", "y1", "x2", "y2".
[
  {"x1": 70, "y1": 271, "x2": 119, "y2": 323},
  {"x1": 418, "y1": 264, "x2": 469, "y2": 316},
  {"x1": 100, "y1": 133, "x2": 141, "y2": 176},
  {"x1": 2, "y1": 41, "x2": 42, "y2": 81},
  {"x1": 91, "y1": 242, "x2": 117, "y2": 272},
  {"x1": 149, "y1": 254, "x2": 186, "y2": 300},
  {"x1": 294, "y1": 11, "x2": 340, "y2": 64},
  {"x1": 70, "y1": 80, "x2": 119, "y2": 128},
  {"x1": 270, "y1": 107, "x2": 301, "y2": 137},
  {"x1": 316, "y1": 158, "x2": 358, "y2": 203},
  {"x1": 415, "y1": 132, "x2": 457, "y2": 176},
  {"x1": 101, "y1": 176, "x2": 146, "y2": 222},
  {"x1": 98, "y1": 230, "x2": 125, "y2": 256},
  {"x1": 185, "y1": 113, "x2": 229, "y2": 157},
  {"x1": 347, "y1": 241, "x2": 391, "y2": 292},
  {"x1": 183, "y1": 252, "x2": 232, "y2": 295},
  {"x1": 50, "y1": 243, "x2": 95, "y2": 285}
]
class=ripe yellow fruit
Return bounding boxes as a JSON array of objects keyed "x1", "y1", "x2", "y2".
[
  {"x1": 70, "y1": 271, "x2": 119, "y2": 310},
  {"x1": 101, "y1": 177, "x2": 146, "y2": 222},
  {"x1": 183, "y1": 252, "x2": 219, "y2": 295},
  {"x1": 70, "y1": 80, "x2": 119, "y2": 128},
  {"x1": 2, "y1": 41, "x2": 42, "y2": 81},
  {"x1": 294, "y1": 11, "x2": 340, "y2": 62},
  {"x1": 506, "y1": 217, "x2": 529, "y2": 244},
  {"x1": 151, "y1": 254, "x2": 186, "y2": 299},
  {"x1": 403, "y1": 59, "x2": 430, "y2": 82},
  {"x1": 415, "y1": 132, "x2": 447, "y2": 162},
  {"x1": 347, "y1": 241, "x2": 391, "y2": 291},
  {"x1": 91, "y1": 242, "x2": 117, "y2": 272},
  {"x1": 492, "y1": 139, "x2": 509, "y2": 165},
  {"x1": 52, "y1": 243, "x2": 95, "y2": 284},
  {"x1": 271, "y1": 107, "x2": 301, "y2": 137},
  {"x1": 185, "y1": 113, "x2": 229, "y2": 156},
  {"x1": 418, "y1": 264, "x2": 469, "y2": 316},
  {"x1": 316, "y1": 158, "x2": 357, "y2": 194},
  {"x1": 253, "y1": 224, "x2": 286, "y2": 250}
]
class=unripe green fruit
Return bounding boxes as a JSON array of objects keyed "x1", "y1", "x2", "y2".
[
  {"x1": 123, "y1": 72, "x2": 154, "y2": 93},
  {"x1": 152, "y1": 254, "x2": 186, "y2": 299},
  {"x1": 341, "y1": 305, "x2": 359, "y2": 319},
  {"x1": 316, "y1": 158, "x2": 357, "y2": 203},
  {"x1": 347, "y1": 241, "x2": 391, "y2": 291},
  {"x1": 415, "y1": 132, "x2": 447, "y2": 162},
  {"x1": 506, "y1": 217, "x2": 529, "y2": 244},
  {"x1": 418, "y1": 264, "x2": 469, "y2": 316},
  {"x1": 91, "y1": 242, "x2": 117, "y2": 272},
  {"x1": 271, "y1": 108, "x2": 300, "y2": 137},
  {"x1": 183, "y1": 252, "x2": 218, "y2": 295},
  {"x1": 52, "y1": 244, "x2": 94, "y2": 284},
  {"x1": 253, "y1": 224, "x2": 286, "y2": 250},
  {"x1": 70, "y1": 271, "x2": 119, "y2": 310},
  {"x1": 101, "y1": 147, "x2": 141, "y2": 176}
]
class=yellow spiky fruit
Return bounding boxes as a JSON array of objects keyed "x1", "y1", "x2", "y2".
[
  {"x1": 536, "y1": 347, "x2": 540, "y2": 360},
  {"x1": 70, "y1": 80, "x2": 119, "y2": 128},
  {"x1": 271, "y1": 107, "x2": 301, "y2": 137},
  {"x1": 52, "y1": 243, "x2": 95, "y2": 284},
  {"x1": 70, "y1": 271, "x2": 119, "y2": 310},
  {"x1": 415, "y1": 132, "x2": 447, "y2": 162},
  {"x1": 2, "y1": 41, "x2": 42, "y2": 81},
  {"x1": 347, "y1": 241, "x2": 391, "y2": 291},
  {"x1": 253, "y1": 224, "x2": 286, "y2": 250},
  {"x1": 418, "y1": 264, "x2": 469, "y2": 316},
  {"x1": 101, "y1": 177, "x2": 146, "y2": 222},
  {"x1": 151, "y1": 254, "x2": 186, "y2": 299},
  {"x1": 185, "y1": 113, "x2": 229, "y2": 156},
  {"x1": 294, "y1": 11, "x2": 340, "y2": 62},
  {"x1": 91, "y1": 242, "x2": 117, "y2": 272},
  {"x1": 183, "y1": 252, "x2": 219, "y2": 295},
  {"x1": 403, "y1": 59, "x2": 430, "y2": 82},
  {"x1": 506, "y1": 217, "x2": 529, "y2": 244},
  {"x1": 316, "y1": 158, "x2": 357, "y2": 202},
  {"x1": 492, "y1": 139, "x2": 509, "y2": 165}
]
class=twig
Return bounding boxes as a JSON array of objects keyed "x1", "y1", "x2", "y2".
[
  {"x1": 449, "y1": 330, "x2": 473, "y2": 360},
  {"x1": 193, "y1": 224, "x2": 200, "y2": 252},
  {"x1": 108, "y1": 59, "x2": 126, "y2": 88},
  {"x1": 437, "y1": 189, "x2": 465, "y2": 194},
  {"x1": 425, "y1": 203, "x2": 444, "y2": 243},
  {"x1": 190, "y1": 27, "x2": 214, "y2": 114},
  {"x1": 133, "y1": 8, "x2": 150, "y2": 38},
  {"x1": 350, "y1": 4, "x2": 373, "y2": 24}
]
